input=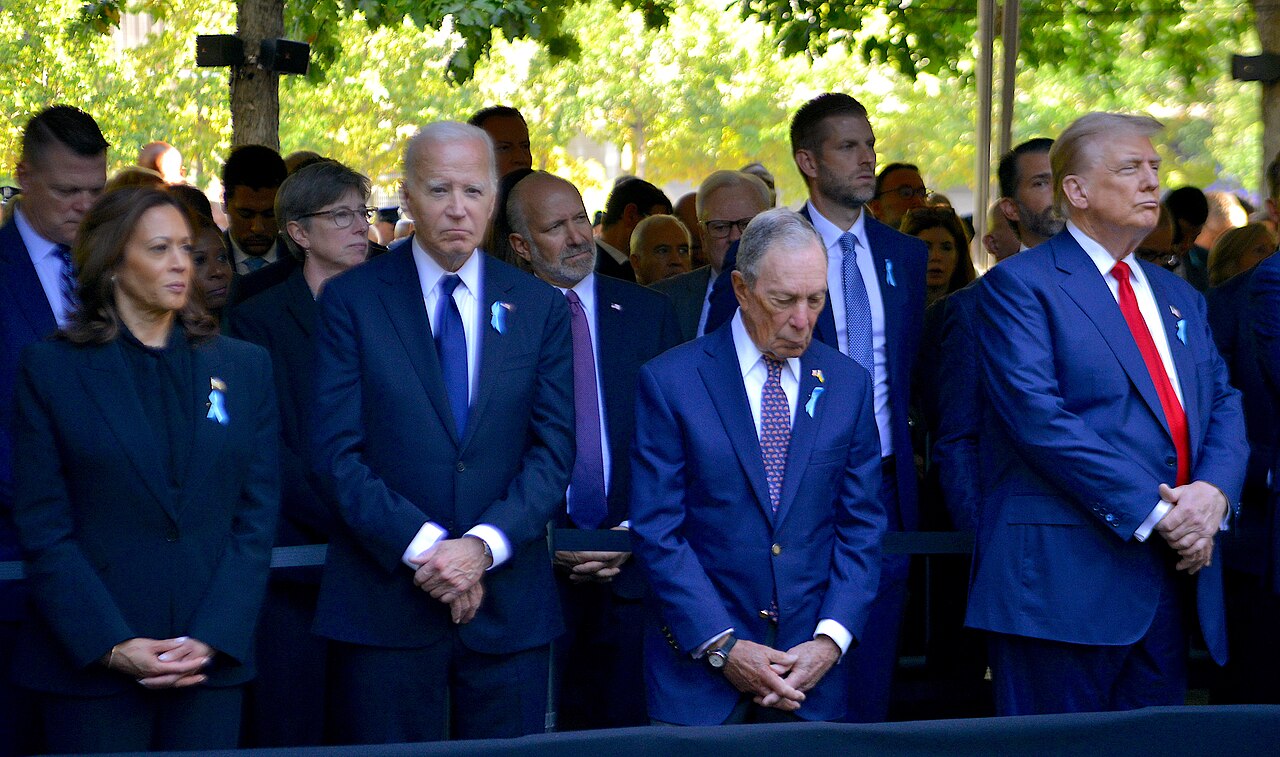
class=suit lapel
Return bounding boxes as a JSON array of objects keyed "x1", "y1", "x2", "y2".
[
  {"x1": 283, "y1": 268, "x2": 317, "y2": 338},
  {"x1": 775, "y1": 353, "x2": 822, "y2": 526},
  {"x1": 182, "y1": 341, "x2": 230, "y2": 505},
  {"x1": 78, "y1": 342, "x2": 174, "y2": 519},
  {"x1": 462, "y1": 255, "x2": 514, "y2": 451},
  {"x1": 377, "y1": 246, "x2": 461, "y2": 446},
  {"x1": 1147, "y1": 268, "x2": 1201, "y2": 458},
  {"x1": 865, "y1": 218, "x2": 904, "y2": 373},
  {"x1": 0, "y1": 219, "x2": 58, "y2": 338},
  {"x1": 698, "y1": 329, "x2": 772, "y2": 522}
]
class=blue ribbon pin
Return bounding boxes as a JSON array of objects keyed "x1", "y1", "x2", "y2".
[
  {"x1": 490, "y1": 301, "x2": 511, "y2": 334},
  {"x1": 1175, "y1": 319, "x2": 1186, "y2": 345},
  {"x1": 804, "y1": 386, "x2": 825, "y2": 418},
  {"x1": 885, "y1": 259, "x2": 897, "y2": 287},
  {"x1": 207, "y1": 378, "x2": 229, "y2": 426}
]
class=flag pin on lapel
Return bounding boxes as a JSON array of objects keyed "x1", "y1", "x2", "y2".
[{"x1": 611, "y1": 302, "x2": 623, "y2": 311}]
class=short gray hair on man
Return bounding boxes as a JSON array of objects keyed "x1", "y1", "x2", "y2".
[
  {"x1": 275, "y1": 159, "x2": 371, "y2": 259},
  {"x1": 736, "y1": 208, "x2": 824, "y2": 286},
  {"x1": 696, "y1": 170, "x2": 771, "y2": 220},
  {"x1": 1050, "y1": 111, "x2": 1163, "y2": 218},
  {"x1": 402, "y1": 121, "x2": 497, "y2": 190}
]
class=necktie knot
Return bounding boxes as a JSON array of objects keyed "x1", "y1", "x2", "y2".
[
  {"x1": 565, "y1": 288, "x2": 583, "y2": 308},
  {"x1": 440, "y1": 274, "x2": 462, "y2": 297},
  {"x1": 764, "y1": 355, "x2": 784, "y2": 379},
  {"x1": 1112, "y1": 260, "x2": 1132, "y2": 283},
  {"x1": 839, "y1": 232, "x2": 859, "y2": 256}
]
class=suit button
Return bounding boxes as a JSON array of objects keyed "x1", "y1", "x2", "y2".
[
  {"x1": 1165, "y1": 456, "x2": 1176, "y2": 467},
  {"x1": 456, "y1": 461, "x2": 466, "y2": 472},
  {"x1": 771, "y1": 544, "x2": 782, "y2": 556},
  {"x1": 1105, "y1": 514, "x2": 1115, "y2": 523},
  {"x1": 165, "y1": 528, "x2": 179, "y2": 542}
]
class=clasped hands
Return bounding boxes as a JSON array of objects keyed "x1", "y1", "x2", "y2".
[
  {"x1": 721, "y1": 636, "x2": 841, "y2": 712},
  {"x1": 410, "y1": 537, "x2": 492, "y2": 624},
  {"x1": 102, "y1": 636, "x2": 214, "y2": 689},
  {"x1": 553, "y1": 526, "x2": 632, "y2": 584},
  {"x1": 1155, "y1": 481, "x2": 1228, "y2": 574}
]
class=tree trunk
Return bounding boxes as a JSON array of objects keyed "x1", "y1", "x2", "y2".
[
  {"x1": 1256, "y1": 0, "x2": 1280, "y2": 195},
  {"x1": 230, "y1": 0, "x2": 284, "y2": 149}
]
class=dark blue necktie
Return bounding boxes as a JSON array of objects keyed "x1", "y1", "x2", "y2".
[
  {"x1": 566, "y1": 290, "x2": 608, "y2": 529},
  {"x1": 54, "y1": 243, "x2": 78, "y2": 320},
  {"x1": 435, "y1": 275, "x2": 469, "y2": 436}
]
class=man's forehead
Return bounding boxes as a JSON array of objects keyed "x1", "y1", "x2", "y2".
[{"x1": 882, "y1": 168, "x2": 923, "y2": 187}]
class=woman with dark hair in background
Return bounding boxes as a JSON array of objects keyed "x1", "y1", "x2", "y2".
[
  {"x1": 901, "y1": 206, "x2": 977, "y2": 306},
  {"x1": 10, "y1": 186, "x2": 279, "y2": 752}
]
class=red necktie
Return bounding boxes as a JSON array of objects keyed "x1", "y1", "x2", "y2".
[{"x1": 1111, "y1": 261, "x2": 1190, "y2": 485}]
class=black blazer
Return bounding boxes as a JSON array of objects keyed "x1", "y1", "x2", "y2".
[
  {"x1": 11, "y1": 335, "x2": 280, "y2": 695},
  {"x1": 594, "y1": 241, "x2": 636, "y2": 282}
]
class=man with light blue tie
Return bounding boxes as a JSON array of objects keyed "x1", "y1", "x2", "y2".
[{"x1": 0, "y1": 105, "x2": 107, "y2": 755}]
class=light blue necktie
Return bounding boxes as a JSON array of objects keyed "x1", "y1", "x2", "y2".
[{"x1": 839, "y1": 232, "x2": 874, "y2": 373}]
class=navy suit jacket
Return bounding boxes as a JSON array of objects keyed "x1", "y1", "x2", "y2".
[
  {"x1": 629, "y1": 325, "x2": 886, "y2": 725},
  {"x1": 967, "y1": 231, "x2": 1246, "y2": 663},
  {"x1": 0, "y1": 214, "x2": 57, "y2": 620},
  {"x1": 309, "y1": 244, "x2": 574, "y2": 653},
  {"x1": 929, "y1": 282, "x2": 985, "y2": 531},
  {"x1": 650, "y1": 265, "x2": 712, "y2": 343},
  {"x1": 226, "y1": 268, "x2": 333, "y2": 549},
  {"x1": 1247, "y1": 254, "x2": 1280, "y2": 591},
  {"x1": 595, "y1": 241, "x2": 636, "y2": 282},
  {"x1": 11, "y1": 335, "x2": 279, "y2": 695},
  {"x1": 706, "y1": 208, "x2": 927, "y2": 530}
]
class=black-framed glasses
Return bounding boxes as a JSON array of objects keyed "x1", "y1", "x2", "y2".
[
  {"x1": 298, "y1": 206, "x2": 376, "y2": 229},
  {"x1": 702, "y1": 218, "x2": 753, "y2": 238},
  {"x1": 876, "y1": 185, "x2": 929, "y2": 200}
]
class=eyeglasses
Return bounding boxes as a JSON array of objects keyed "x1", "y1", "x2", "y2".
[
  {"x1": 702, "y1": 218, "x2": 754, "y2": 238},
  {"x1": 877, "y1": 185, "x2": 929, "y2": 200},
  {"x1": 298, "y1": 206, "x2": 376, "y2": 229}
]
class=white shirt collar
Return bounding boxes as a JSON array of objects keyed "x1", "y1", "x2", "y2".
[
  {"x1": 730, "y1": 310, "x2": 801, "y2": 383},
  {"x1": 412, "y1": 238, "x2": 482, "y2": 299},
  {"x1": 806, "y1": 200, "x2": 868, "y2": 253},
  {"x1": 554, "y1": 272, "x2": 597, "y2": 312},
  {"x1": 1067, "y1": 221, "x2": 1144, "y2": 282},
  {"x1": 597, "y1": 239, "x2": 628, "y2": 265},
  {"x1": 13, "y1": 206, "x2": 58, "y2": 261}
]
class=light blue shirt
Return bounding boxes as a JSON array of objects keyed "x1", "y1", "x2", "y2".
[{"x1": 14, "y1": 207, "x2": 72, "y2": 327}]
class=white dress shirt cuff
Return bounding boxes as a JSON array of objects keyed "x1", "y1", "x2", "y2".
[
  {"x1": 1134, "y1": 500, "x2": 1172, "y2": 542},
  {"x1": 814, "y1": 619, "x2": 852, "y2": 657},
  {"x1": 464, "y1": 524, "x2": 511, "y2": 569},
  {"x1": 401, "y1": 522, "x2": 447, "y2": 568},
  {"x1": 693, "y1": 628, "x2": 734, "y2": 659}
]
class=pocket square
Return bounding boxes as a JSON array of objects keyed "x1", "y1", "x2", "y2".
[{"x1": 804, "y1": 386, "x2": 825, "y2": 418}]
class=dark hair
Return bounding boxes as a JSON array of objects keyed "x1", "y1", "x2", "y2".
[
  {"x1": 276, "y1": 159, "x2": 372, "y2": 260},
  {"x1": 874, "y1": 163, "x2": 920, "y2": 196},
  {"x1": 1268, "y1": 154, "x2": 1280, "y2": 201},
  {"x1": 169, "y1": 184, "x2": 215, "y2": 223},
  {"x1": 1163, "y1": 186, "x2": 1209, "y2": 229},
  {"x1": 491, "y1": 167, "x2": 537, "y2": 268},
  {"x1": 900, "y1": 207, "x2": 976, "y2": 297},
  {"x1": 602, "y1": 177, "x2": 671, "y2": 227},
  {"x1": 21, "y1": 106, "x2": 108, "y2": 166},
  {"x1": 222, "y1": 144, "x2": 287, "y2": 199},
  {"x1": 469, "y1": 106, "x2": 525, "y2": 129},
  {"x1": 789, "y1": 93, "x2": 868, "y2": 156},
  {"x1": 63, "y1": 187, "x2": 217, "y2": 345},
  {"x1": 997, "y1": 138, "x2": 1054, "y2": 199}
]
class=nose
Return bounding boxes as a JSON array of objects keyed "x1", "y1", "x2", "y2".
[
  {"x1": 1141, "y1": 163, "x2": 1159, "y2": 191},
  {"x1": 445, "y1": 190, "x2": 467, "y2": 217},
  {"x1": 728, "y1": 225, "x2": 744, "y2": 244}
]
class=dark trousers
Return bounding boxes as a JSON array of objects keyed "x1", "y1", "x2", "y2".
[
  {"x1": 242, "y1": 578, "x2": 328, "y2": 747},
  {"x1": 328, "y1": 633, "x2": 550, "y2": 744},
  {"x1": 0, "y1": 619, "x2": 40, "y2": 757},
  {"x1": 553, "y1": 579, "x2": 647, "y2": 730},
  {"x1": 1211, "y1": 567, "x2": 1280, "y2": 704},
  {"x1": 988, "y1": 566, "x2": 1188, "y2": 715},
  {"x1": 38, "y1": 685, "x2": 242, "y2": 753}
]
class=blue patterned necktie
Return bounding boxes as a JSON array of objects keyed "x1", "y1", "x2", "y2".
[
  {"x1": 566, "y1": 290, "x2": 608, "y2": 529},
  {"x1": 54, "y1": 243, "x2": 78, "y2": 319},
  {"x1": 760, "y1": 356, "x2": 791, "y2": 513},
  {"x1": 839, "y1": 232, "x2": 874, "y2": 373},
  {"x1": 435, "y1": 275, "x2": 469, "y2": 436},
  {"x1": 244, "y1": 255, "x2": 267, "y2": 273}
]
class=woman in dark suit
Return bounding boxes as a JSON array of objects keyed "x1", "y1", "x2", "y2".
[{"x1": 10, "y1": 186, "x2": 279, "y2": 752}]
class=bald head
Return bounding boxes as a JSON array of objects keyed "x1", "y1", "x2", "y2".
[
  {"x1": 630, "y1": 215, "x2": 692, "y2": 285},
  {"x1": 506, "y1": 172, "x2": 597, "y2": 288}
]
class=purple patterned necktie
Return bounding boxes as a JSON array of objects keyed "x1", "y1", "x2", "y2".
[
  {"x1": 760, "y1": 355, "x2": 791, "y2": 513},
  {"x1": 566, "y1": 290, "x2": 608, "y2": 529}
]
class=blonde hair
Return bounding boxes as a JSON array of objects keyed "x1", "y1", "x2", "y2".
[
  {"x1": 1050, "y1": 112, "x2": 1163, "y2": 218},
  {"x1": 1208, "y1": 223, "x2": 1273, "y2": 286}
]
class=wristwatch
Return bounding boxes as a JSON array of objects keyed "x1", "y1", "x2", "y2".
[
  {"x1": 705, "y1": 633, "x2": 737, "y2": 671},
  {"x1": 465, "y1": 534, "x2": 493, "y2": 567}
]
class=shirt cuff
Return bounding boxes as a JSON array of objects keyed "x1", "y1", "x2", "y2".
[
  {"x1": 464, "y1": 524, "x2": 511, "y2": 569},
  {"x1": 1134, "y1": 500, "x2": 1172, "y2": 542},
  {"x1": 401, "y1": 522, "x2": 447, "y2": 568},
  {"x1": 814, "y1": 619, "x2": 852, "y2": 657},
  {"x1": 692, "y1": 628, "x2": 734, "y2": 659}
]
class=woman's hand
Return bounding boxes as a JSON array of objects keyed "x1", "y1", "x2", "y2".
[{"x1": 103, "y1": 637, "x2": 215, "y2": 689}]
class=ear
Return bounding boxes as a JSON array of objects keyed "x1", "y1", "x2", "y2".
[
  {"x1": 398, "y1": 183, "x2": 413, "y2": 221},
  {"x1": 508, "y1": 232, "x2": 533, "y2": 263},
  {"x1": 793, "y1": 149, "x2": 819, "y2": 182},
  {"x1": 730, "y1": 269, "x2": 750, "y2": 307},
  {"x1": 982, "y1": 233, "x2": 999, "y2": 256},
  {"x1": 14, "y1": 160, "x2": 30, "y2": 192},
  {"x1": 629, "y1": 251, "x2": 643, "y2": 268},
  {"x1": 998, "y1": 197, "x2": 1020, "y2": 224},
  {"x1": 286, "y1": 220, "x2": 310, "y2": 252},
  {"x1": 1268, "y1": 197, "x2": 1277, "y2": 221},
  {"x1": 622, "y1": 203, "x2": 643, "y2": 227},
  {"x1": 1061, "y1": 175, "x2": 1088, "y2": 211}
]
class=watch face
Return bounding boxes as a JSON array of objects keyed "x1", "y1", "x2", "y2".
[{"x1": 708, "y1": 652, "x2": 726, "y2": 669}]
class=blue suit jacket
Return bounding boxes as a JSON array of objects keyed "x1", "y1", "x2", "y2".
[
  {"x1": 1247, "y1": 254, "x2": 1280, "y2": 591},
  {"x1": 11, "y1": 335, "x2": 279, "y2": 695},
  {"x1": 967, "y1": 231, "x2": 1247, "y2": 663},
  {"x1": 650, "y1": 265, "x2": 712, "y2": 343},
  {"x1": 706, "y1": 208, "x2": 926, "y2": 530},
  {"x1": 0, "y1": 214, "x2": 57, "y2": 620},
  {"x1": 929, "y1": 281, "x2": 985, "y2": 531},
  {"x1": 629, "y1": 325, "x2": 886, "y2": 724},
  {"x1": 309, "y1": 244, "x2": 574, "y2": 653}
]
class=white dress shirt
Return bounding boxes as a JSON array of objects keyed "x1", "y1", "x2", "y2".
[
  {"x1": 805, "y1": 202, "x2": 893, "y2": 456},
  {"x1": 14, "y1": 207, "x2": 73, "y2": 327},
  {"x1": 401, "y1": 243, "x2": 510, "y2": 569},
  {"x1": 554, "y1": 273, "x2": 613, "y2": 504},
  {"x1": 231, "y1": 236, "x2": 278, "y2": 275}
]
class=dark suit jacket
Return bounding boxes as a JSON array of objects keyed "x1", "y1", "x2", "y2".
[
  {"x1": 629, "y1": 324, "x2": 886, "y2": 724},
  {"x1": 650, "y1": 265, "x2": 712, "y2": 343},
  {"x1": 11, "y1": 335, "x2": 279, "y2": 695},
  {"x1": 595, "y1": 241, "x2": 636, "y2": 282},
  {"x1": 0, "y1": 214, "x2": 57, "y2": 620},
  {"x1": 226, "y1": 268, "x2": 333, "y2": 549},
  {"x1": 929, "y1": 282, "x2": 984, "y2": 531},
  {"x1": 706, "y1": 208, "x2": 928, "y2": 530},
  {"x1": 226, "y1": 242, "x2": 391, "y2": 311},
  {"x1": 1248, "y1": 255, "x2": 1280, "y2": 591},
  {"x1": 967, "y1": 231, "x2": 1246, "y2": 663},
  {"x1": 310, "y1": 244, "x2": 574, "y2": 653}
]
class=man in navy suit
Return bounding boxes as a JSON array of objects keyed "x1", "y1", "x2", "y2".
[
  {"x1": 630, "y1": 208, "x2": 886, "y2": 725},
  {"x1": 0, "y1": 105, "x2": 107, "y2": 754},
  {"x1": 309, "y1": 122, "x2": 575, "y2": 743},
  {"x1": 507, "y1": 171, "x2": 680, "y2": 729},
  {"x1": 708, "y1": 92, "x2": 926, "y2": 722},
  {"x1": 969, "y1": 112, "x2": 1247, "y2": 715}
]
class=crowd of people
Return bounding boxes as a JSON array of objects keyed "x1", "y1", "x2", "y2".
[{"x1": 0, "y1": 92, "x2": 1277, "y2": 753}]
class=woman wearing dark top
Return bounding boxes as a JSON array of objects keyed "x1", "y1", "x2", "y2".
[{"x1": 10, "y1": 186, "x2": 279, "y2": 752}]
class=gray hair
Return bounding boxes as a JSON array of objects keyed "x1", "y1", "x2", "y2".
[
  {"x1": 736, "y1": 208, "x2": 824, "y2": 285},
  {"x1": 696, "y1": 170, "x2": 771, "y2": 220},
  {"x1": 275, "y1": 159, "x2": 371, "y2": 259},
  {"x1": 403, "y1": 121, "x2": 497, "y2": 190},
  {"x1": 1050, "y1": 112, "x2": 1163, "y2": 218}
]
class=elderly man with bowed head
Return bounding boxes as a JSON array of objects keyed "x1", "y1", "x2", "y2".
[
  {"x1": 629, "y1": 208, "x2": 887, "y2": 725},
  {"x1": 968, "y1": 113, "x2": 1247, "y2": 715},
  {"x1": 308, "y1": 122, "x2": 574, "y2": 743},
  {"x1": 11, "y1": 186, "x2": 279, "y2": 752}
]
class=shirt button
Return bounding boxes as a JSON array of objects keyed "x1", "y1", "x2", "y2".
[
  {"x1": 456, "y1": 461, "x2": 466, "y2": 473},
  {"x1": 771, "y1": 544, "x2": 782, "y2": 556}
]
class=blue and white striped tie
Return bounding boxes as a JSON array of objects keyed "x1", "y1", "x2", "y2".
[{"x1": 839, "y1": 232, "x2": 873, "y2": 373}]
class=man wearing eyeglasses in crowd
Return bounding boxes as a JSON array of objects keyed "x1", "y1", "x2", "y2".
[
  {"x1": 868, "y1": 163, "x2": 929, "y2": 231},
  {"x1": 653, "y1": 170, "x2": 771, "y2": 342}
]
